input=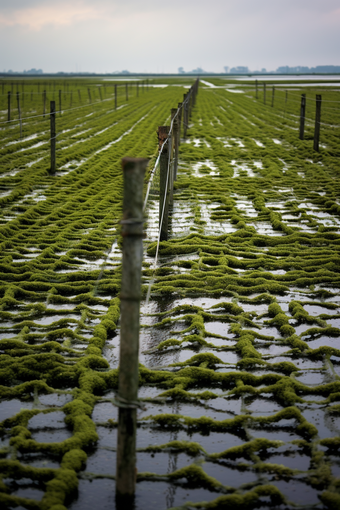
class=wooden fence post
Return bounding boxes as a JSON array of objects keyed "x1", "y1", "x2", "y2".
[
  {"x1": 177, "y1": 102, "x2": 183, "y2": 146},
  {"x1": 7, "y1": 91, "x2": 11, "y2": 122},
  {"x1": 173, "y1": 108, "x2": 179, "y2": 180},
  {"x1": 116, "y1": 157, "x2": 148, "y2": 503},
  {"x1": 59, "y1": 90, "x2": 62, "y2": 115},
  {"x1": 16, "y1": 92, "x2": 22, "y2": 139},
  {"x1": 50, "y1": 101, "x2": 56, "y2": 174},
  {"x1": 126, "y1": 83, "x2": 128, "y2": 101},
  {"x1": 169, "y1": 110, "x2": 177, "y2": 206},
  {"x1": 115, "y1": 84, "x2": 117, "y2": 109},
  {"x1": 158, "y1": 126, "x2": 170, "y2": 241},
  {"x1": 255, "y1": 79, "x2": 258, "y2": 99},
  {"x1": 78, "y1": 89, "x2": 81, "y2": 103},
  {"x1": 263, "y1": 83, "x2": 266, "y2": 105},
  {"x1": 87, "y1": 87, "x2": 92, "y2": 104},
  {"x1": 313, "y1": 94, "x2": 322, "y2": 152},
  {"x1": 183, "y1": 93, "x2": 188, "y2": 139},
  {"x1": 271, "y1": 86, "x2": 275, "y2": 107},
  {"x1": 299, "y1": 94, "x2": 306, "y2": 140},
  {"x1": 99, "y1": 87, "x2": 103, "y2": 101}
]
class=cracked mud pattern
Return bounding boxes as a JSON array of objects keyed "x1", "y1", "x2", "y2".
[{"x1": 0, "y1": 78, "x2": 340, "y2": 509}]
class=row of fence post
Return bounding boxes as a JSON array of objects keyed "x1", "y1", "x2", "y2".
[
  {"x1": 157, "y1": 79, "x2": 199, "y2": 241},
  {"x1": 5, "y1": 82, "x2": 146, "y2": 124},
  {"x1": 255, "y1": 79, "x2": 323, "y2": 152},
  {"x1": 115, "y1": 79, "x2": 199, "y2": 506}
]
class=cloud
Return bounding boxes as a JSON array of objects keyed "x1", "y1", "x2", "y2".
[{"x1": 0, "y1": 1, "x2": 108, "y2": 30}]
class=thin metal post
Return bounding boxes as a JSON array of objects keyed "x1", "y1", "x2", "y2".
[
  {"x1": 299, "y1": 94, "x2": 306, "y2": 140},
  {"x1": 87, "y1": 87, "x2": 92, "y2": 104},
  {"x1": 313, "y1": 95, "x2": 322, "y2": 152},
  {"x1": 116, "y1": 157, "x2": 148, "y2": 503}
]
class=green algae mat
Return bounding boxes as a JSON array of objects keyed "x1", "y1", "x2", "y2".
[{"x1": 1, "y1": 77, "x2": 340, "y2": 509}]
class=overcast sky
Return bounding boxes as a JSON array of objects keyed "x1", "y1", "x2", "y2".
[{"x1": 0, "y1": 0, "x2": 339, "y2": 73}]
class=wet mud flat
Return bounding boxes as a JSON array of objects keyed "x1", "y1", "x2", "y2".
[{"x1": 1, "y1": 81, "x2": 340, "y2": 509}]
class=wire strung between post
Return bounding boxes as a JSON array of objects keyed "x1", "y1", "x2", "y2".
[{"x1": 143, "y1": 87, "x2": 195, "y2": 305}]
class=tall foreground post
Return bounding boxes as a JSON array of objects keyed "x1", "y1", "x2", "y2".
[
  {"x1": 158, "y1": 126, "x2": 170, "y2": 241},
  {"x1": 299, "y1": 94, "x2": 306, "y2": 140},
  {"x1": 313, "y1": 94, "x2": 322, "y2": 152},
  {"x1": 116, "y1": 157, "x2": 148, "y2": 502},
  {"x1": 50, "y1": 101, "x2": 56, "y2": 174}
]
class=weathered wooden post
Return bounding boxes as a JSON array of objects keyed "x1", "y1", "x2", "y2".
[
  {"x1": 299, "y1": 94, "x2": 306, "y2": 140},
  {"x1": 271, "y1": 86, "x2": 275, "y2": 107},
  {"x1": 16, "y1": 92, "x2": 22, "y2": 139},
  {"x1": 169, "y1": 110, "x2": 177, "y2": 206},
  {"x1": 7, "y1": 91, "x2": 11, "y2": 122},
  {"x1": 50, "y1": 101, "x2": 56, "y2": 174},
  {"x1": 263, "y1": 83, "x2": 266, "y2": 105},
  {"x1": 171, "y1": 108, "x2": 178, "y2": 183},
  {"x1": 59, "y1": 90, "x2": 62, "y2": 115},
  {"x1": 255, "y1": 79, "x2": 258, "y2": 99},
  {"x1": 87, "y1": 87, "x2": 92, "y2": 104},
  {"x1": 173, "y1": 108, "x2": 179, "y2": 180},
  {"x1": 177, "y1": 102, "x2": 183, "y2": 146},
  {"x1": 183, "y1": 93, "x2": 188, "y2": 139},
  {"x1": 158, "y1": 126, "x2": 170, "y2": 241},
  {"x1": 116, "y1": 157, "x2": 148, "y2": 504},
  {"x1": 115, "y1": 84, "x2": 117, "y2": 109},
  {"x1": 313, "y1": 94, "x2": 322, "y2": 152}
]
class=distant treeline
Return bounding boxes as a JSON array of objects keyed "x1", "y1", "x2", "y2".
[{"x1": 223, "y1": 65, "x2": 340, "y2": 75}]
